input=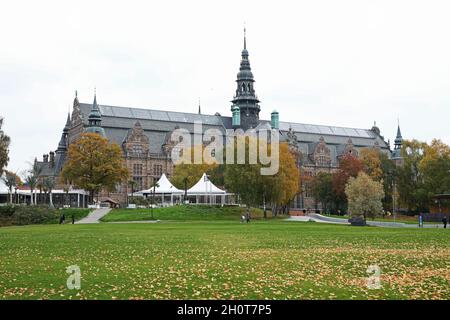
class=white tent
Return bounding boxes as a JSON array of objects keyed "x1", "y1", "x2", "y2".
[
  {"x1": 187, "y1": 173, "x2": 226, "y2": 195},
  {"x1": 140, "y1": 174, "x2": 183, "y2": 195}
]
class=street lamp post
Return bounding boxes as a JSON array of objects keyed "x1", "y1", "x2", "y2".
[{"x1": 152, "y1": 183, "x2": 156, "y2": 220}]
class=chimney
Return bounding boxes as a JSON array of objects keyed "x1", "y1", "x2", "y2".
[
  {"x1": 49, "y1": 151, "x2": 55, "y2": 167},
  {"x1": 271, "y1": 110, "x2": 279, "y2": 129},
  {"x1": 43, "y1": 154, "x2": 49, "y2": 163}
]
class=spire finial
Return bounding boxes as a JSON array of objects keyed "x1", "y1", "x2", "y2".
[
  {"x1": 75, "y1": 90, "x2": 77, "y2": 98},
  {"x1": 243, "y1": 24, "x2": 246, "y2": 50},
  {"x1": 198, "y1": 97, "x2": 201, "y2": 114}
]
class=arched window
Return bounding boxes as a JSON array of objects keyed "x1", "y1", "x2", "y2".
[{"x1": 242, "y1": 83, "x2": 246, "y2": 92}]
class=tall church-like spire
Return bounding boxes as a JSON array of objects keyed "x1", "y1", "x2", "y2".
[
  {"x1": 56, "y1": 113, "x2": 71, "y2": 153},
  {"x1": 231, "y1": 27, "x2": 261, "y2": 130},
  {"x1": 392, "y1": 120, "x2": 403, "y2": 163}
]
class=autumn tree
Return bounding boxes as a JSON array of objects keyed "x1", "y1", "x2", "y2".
[
  {"x1": 263, "y1": 143, "x2": 299, "y2": 216},
  {"x1": 396, "y1": 139, "x2": 428, "y2": 212},
  {"x1": 61, "y1": 133, "x2": 129, "y2": 203},
  {"x1": 224, "y1": 136, "x2": 264, "y2": 211},
  {"x1": 0, "y1": 117, "x2": 10, "y2": 175},
  {"x1": 359, "y1": 148, "x2": 383, "y2": 181},
  {"x1": 345, "y1": 172, "x2": 384, "y2": 221},
  {"x1": 311, "y1": 172, "x2": 334, "y2": 213},
  {"x1": 419, "y1": 139, "x2": 450, "y2": 202},
  {"x1": 332, "y1": 154, "x2": 364, "y2": 212},
  {"x1": 225, "y1": 138, "x2": 299, "y2": 218}
]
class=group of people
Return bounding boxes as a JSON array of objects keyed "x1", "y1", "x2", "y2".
[{"x1": 418, "y1": 214, "x2": 448, "y2": 228}]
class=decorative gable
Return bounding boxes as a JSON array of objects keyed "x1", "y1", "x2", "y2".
[
  {"x1": 123, "y1": 122, "x2": 150, "y2": 156},
  {"x1": 312, "y1": 136, "x2": 331, "y2": 166}
]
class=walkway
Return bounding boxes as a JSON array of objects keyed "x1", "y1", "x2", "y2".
[
  {"x1": 287, "y1": 213, "x2": 443, "y2": 228},
  {"x1": 75, "y1": 208, "x2": 111, "y2": 224}
]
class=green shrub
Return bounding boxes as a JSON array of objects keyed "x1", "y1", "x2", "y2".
[
  {"x1": 0, "y1": 205, "x2": 16, "y2": 217},
  {"x1": 12, "y1": 206, "x2": 59, "y2": 225}
]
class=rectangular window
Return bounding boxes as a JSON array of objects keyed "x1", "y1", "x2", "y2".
[
  {"x1": 153, "y1": 164, "x2": 163, "y2": 177},
  {"x1": 133, "y1": 176, "x2": 143, "y2": 191},
  {"x1": 133, "y1": 163, "x2": 143, "y2": 176}
]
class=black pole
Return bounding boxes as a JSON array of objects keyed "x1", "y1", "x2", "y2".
[{"x1": 184, "y1": 177, "x2": 187, "y2": 203}]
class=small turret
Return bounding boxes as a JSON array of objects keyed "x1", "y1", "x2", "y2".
[{"x1": 85, "y1": 90, "x2": 106, "y2": 137}]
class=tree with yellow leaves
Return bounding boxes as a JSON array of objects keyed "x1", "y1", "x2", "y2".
[
  {"x1": 345, "y1": 172, "x2": 384, "y2": 222},
  {"x1": 61, "y1": 133, "x2": 129, "y2": 203},
  {"x1": 359, "y1": 148, "x2": 383, "y2": 181},
  {"x1": 225, "y1": 139, "x2": 299, "y2": 217}
]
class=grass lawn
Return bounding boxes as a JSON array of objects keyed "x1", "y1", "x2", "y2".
[
  {"x1": 0, "y1": 220, "x2": 449, "y2": 300},
  {"x1": 100, "y1": 205, "x2": 269, "y2": 222}
]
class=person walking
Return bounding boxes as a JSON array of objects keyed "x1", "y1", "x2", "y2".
[
  {"x1": 418, "y1": 214, "x2": 423, "y2": 228},
  {"x1": 71, "y1": 214, "x2": 75, "y2": 224},
  {"x1": 442, "y1": 216, "x2": 447, "y2": 229}
]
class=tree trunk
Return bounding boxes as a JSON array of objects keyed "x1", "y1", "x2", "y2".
[
  {"x1": 30, "y1": 188, "x2": 34, "y2": 205},
  {"x1": 49, "y1": 192, "x2": 54, "y2": 208}
]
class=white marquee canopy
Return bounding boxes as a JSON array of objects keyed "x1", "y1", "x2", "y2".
[
  {"x1": 187, "y1": 173, "x2": 226, "y2": 195},
  {"x1": 139, "y1": 173, "x2": 183, "y2": 195}
]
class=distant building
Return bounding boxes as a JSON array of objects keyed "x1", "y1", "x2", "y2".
[{"x1": 36, "y1": 31, "x2": 400, "y2": 208}]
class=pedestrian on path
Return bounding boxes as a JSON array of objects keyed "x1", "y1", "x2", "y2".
[
  {"x1": 418, "y1": 214, "x2": 423, "y2": 228},
  {"x1": 71, "y1": 214, "x2": 75, "y2": 224},
  {"x1": 443, "y1": 216, "x2": 447, "y2": 229},
  {"x1": 59, "y1": 213, "x2": 65, "y2": 225}
]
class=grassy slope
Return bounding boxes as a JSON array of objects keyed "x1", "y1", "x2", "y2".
[
  {"x1": 100, "y1": 205, "x2": 268, "y2": 222},
  {"x1": 0, "y1": 221, "x2": 448, "y2": 300}
]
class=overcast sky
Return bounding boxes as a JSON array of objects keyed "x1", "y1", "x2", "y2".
[{"x1": 1, "y1": 0, "x2": 450, "y2": 174}]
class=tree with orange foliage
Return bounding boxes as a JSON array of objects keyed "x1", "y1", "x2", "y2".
[
  {"x1": 332, "y1": 154, "x2": 364, "y2": 211},
  {"x1": 359, "y1": 148, "x2": 383, "y2": 181},
  {"x1": 61, "y1": 133, "x2": 129, "y2": 203}
]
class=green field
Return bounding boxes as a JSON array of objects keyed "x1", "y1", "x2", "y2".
[
  {"x1": 100, "y1": 205, "x2": 268, "y2": 222},
  {"x1": 0, "y1": 217, "x2": 449, "y2": 300}
]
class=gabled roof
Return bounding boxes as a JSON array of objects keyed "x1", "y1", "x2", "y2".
[
  {"x1": 139, "y1": 173, "x2": 182, "y2": 194},
  {"x1": 187, "y1": 173, "x2": 226, "y2": 194}
]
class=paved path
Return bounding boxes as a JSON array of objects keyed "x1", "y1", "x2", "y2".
[
  {"x1": 287, "y1": 213, "x2": 443, "y2": 228},
  {"x1": 75, "y1": 208, "x2": 111, "y2": 224}
]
